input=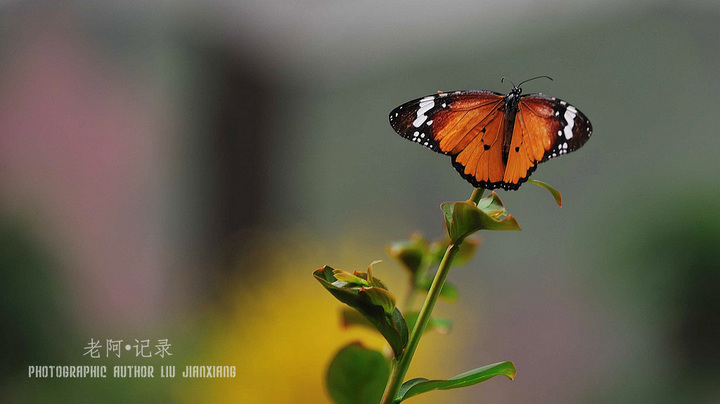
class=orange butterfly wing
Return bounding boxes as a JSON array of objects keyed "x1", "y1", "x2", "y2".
[
  {"x1": 389, "y1": 91, "x2": 507, "y2": 188},
  {"x1": 503, "y1": 94, "x2": 593, "y2": 187}
]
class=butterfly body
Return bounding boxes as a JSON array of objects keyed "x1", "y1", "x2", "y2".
[
  {"x1": 389, "y1": 85, "x2": 592, "y2": 190},
  {"x1": 501, "y1": 87, "x2": 522, "y2": 164}
]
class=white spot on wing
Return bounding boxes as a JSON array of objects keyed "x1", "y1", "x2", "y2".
[
  {"x1": 563, "y1": 105, "x2": 577, "y2": 140},
  {"x1": 413, "y1": 96, "x2": 435, "y2": 127}
]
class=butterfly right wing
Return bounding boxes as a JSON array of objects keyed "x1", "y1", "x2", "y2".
[
  {"x1": 389, "y1": 91, "x2": 508, "y2": 188},
  {"x1": 502, "y1": 94, "x2": 593, "y2": 187}
]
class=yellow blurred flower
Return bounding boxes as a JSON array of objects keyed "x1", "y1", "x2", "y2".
[{"x1": 180, "y1": 230, "x2": 471, "y2": 404}]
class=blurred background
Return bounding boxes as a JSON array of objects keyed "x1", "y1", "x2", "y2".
[{"x1": 1, "y1": 0, "x2": 719, "y2": 402}]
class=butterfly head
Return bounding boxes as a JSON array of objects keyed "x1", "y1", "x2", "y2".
[
  {"x1": 501, "y1": 75, "x2": 553, "y2": 111},
  {"x1": 503, "y1": 85, "x2": 523, "y2": 112},
  {"x1": 508, "y1": 84, "x2": 523, "y2": 99},
  {"x1": 501, "y1": 75, "x2": 553, "y2": 95},
  {"x1": 500, "y1": 77, "x2": 523, "y2": 110}
]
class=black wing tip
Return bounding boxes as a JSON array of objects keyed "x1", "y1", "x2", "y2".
[{"x1": 388, "y1": 106, "x2": 402, "y2": 127}]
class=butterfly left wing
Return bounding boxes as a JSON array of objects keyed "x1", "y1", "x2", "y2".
[
  {"x1": 502, "y1": 94, "x2": 593, "y2": 188},
  {"x1": 389, "y1": 90, "x2": 508, "y2": 187}
]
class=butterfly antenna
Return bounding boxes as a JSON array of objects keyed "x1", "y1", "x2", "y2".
[
  {"x1": 500, "y1": 77, "x2": 516, "y2": 87},
  {"x1": 517, "y1": 75, "x2": 554, "y2": 87}
]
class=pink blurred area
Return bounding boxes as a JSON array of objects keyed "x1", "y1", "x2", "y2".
[{"x1": 0, "y1": 9, "x2": 174, "y2": 329}]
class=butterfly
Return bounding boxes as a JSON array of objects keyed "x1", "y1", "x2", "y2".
[{"x1": 389, "y1": 76, "x2": 592, "y2": 190}]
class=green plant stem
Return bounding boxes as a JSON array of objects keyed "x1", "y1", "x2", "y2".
[
  {"x1": 380, "y1": 242, "x2": 461, "y2": 404},
  {"x1": 380, "y1": 188, "x2": 484, "y2": 403},
  {"x1": 469, "y1": 188, "x2": 485, "y2": 205}
]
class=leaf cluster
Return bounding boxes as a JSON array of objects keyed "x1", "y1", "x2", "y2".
[{"x1": 314, "y1": 183, "x2": 562, "y2": 403}]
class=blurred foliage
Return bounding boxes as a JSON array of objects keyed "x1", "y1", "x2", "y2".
[
  {"x1": 0, "y1": 216, "x2": 69, "y2": 378},
  {"x1": 586, "y1": 194, "x2": 720, "y2": 404},
  {"x1": 326, "y1": 343, "x2": 389, "y2": 404},
  {"x1": 0, "y1": 216, "x2": 177, "y2": 402}
]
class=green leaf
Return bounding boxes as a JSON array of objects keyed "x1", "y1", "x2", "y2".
[
  {"x1": 442, "y1": 197, "x2": 521, "y2": 244},
  {"x1": 475, "y1": 192, "x2": 508, "y2": 218},
  {"x1": 332, "y1": 269, "x2": 370, "y2": 287},
  {"x1": 416, "y1": 277, "x2": 459, "y2": 302},
  {"x1": 404, "y1": 312, "x2": 452, "y2": 335},
  {"x1": 429, "y1": 236, "x2": 480, "y2": 267},
  {"x1": 387, "y1": 233, "x2": 429, "y2": 276},
  {"x1": 395, "y1": 361, "x2": 517, "y2": 402},
  {"x1": 527, "y1": 179, "x2": 563, "y2": 207},
  {"x1": 314, "y1": 266, "x2": 409, "y2": 357},
  {"x1": 359, "y1": 286, "x2": 397, "y2": 315},
  {"x1": 351, "y1": 262, "x2": 392, "y2": 290},
  {"x1": 365, "y1": 260, "x2": 386, "y2": 288},
  {"x1": 327, "y1": 342, "x2": 390, "y2": 404}
]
